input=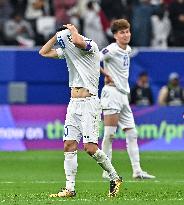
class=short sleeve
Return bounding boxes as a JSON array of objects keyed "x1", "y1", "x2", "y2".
[
  {"x1": 100, "y1": 48, "x2": 110, "y2": 61},
  {"x1": 82, "y1": 38, "x2": 98, "y2": 53},
  {"x1": 56, "y1": 48, "x2": 65, "y2": 59}
]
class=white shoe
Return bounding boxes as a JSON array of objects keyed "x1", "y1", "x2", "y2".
[
  {"x1": 102, "y1": 171, "x2": 110, "y2": 180},
  {"x1": 133, "y1": 170, "x2": 155, "y2": 179}
]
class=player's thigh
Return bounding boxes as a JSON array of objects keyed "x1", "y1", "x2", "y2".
[
  {"x1": 101, "y1": 85, "x2": 121, "y2": 126},
  {"x1": 119, "y1": 104, "x2": 135, "y2": 129},
  {"x1": 64, "y1": 102, "x2": 82, "y2": 143},
  {"x1": 103, "y1": 113, "x2": 120, "y2": 126},
  {"x1": 81, "y1": 97, "x2": 101, "y2": 144},
  {"x1": 63, "y1": 124, "x2": 82, "y2": 142},
  {"x1": 101, "y1": 85, "x2": 122, "y2": 111}
]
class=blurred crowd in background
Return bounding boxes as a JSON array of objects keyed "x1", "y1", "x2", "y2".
[
  {"x1": 0, "y1": 0, "x2": 184, "y2": 48},
  {"x1": 0, "y1": 0, "x2": 184, "y2": 106},
  {"x1": 130, "y1": 72, "x2": 184, "y2": 106}
]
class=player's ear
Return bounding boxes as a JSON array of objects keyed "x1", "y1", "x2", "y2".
[{"x1": 113, "y1": 33, "x2": 118, "y2": 40}]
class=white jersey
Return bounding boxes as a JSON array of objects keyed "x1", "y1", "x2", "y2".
[
  {"x1": 56, "y1": 29, "x2": 100, "y2": 95},
  {"x1": 100, "y1": 43, "x2": 132, "y2": 94}
]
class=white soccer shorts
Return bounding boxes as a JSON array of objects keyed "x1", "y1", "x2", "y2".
[
  {"x1": 63, "y1": 96, "x2": 102, "y2": 144},
  {"x1": 101, "y1": 85, "x2": 135, "y2": 129}
]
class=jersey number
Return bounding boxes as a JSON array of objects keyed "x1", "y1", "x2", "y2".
[
  {"x1": 123, "y1": 55, "x2": 129, "y2": 66},
  {"x1": 57, "y1": 37, "x2": 65, "y2": 48},
  {"x1": 64, "y1": 126, "x2": 68, "y2": 137}
]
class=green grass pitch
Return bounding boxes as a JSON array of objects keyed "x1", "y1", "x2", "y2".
[{"x1": 0, "y1": 150, "x2": 184, "y2": 205}]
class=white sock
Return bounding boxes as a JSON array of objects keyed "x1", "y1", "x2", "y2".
[
  {"x1": 64, "y1": 151, "x2": 78, "y2": 191},
  {"x1": 101, "y1": 126, "x2": 117, "y2": 161},
  {"x1": 92, "y1": 149, "x2": 119, "y2": 180},
  {"x1": 125, "y1": 128, "x2": 141, "y2": 173}
]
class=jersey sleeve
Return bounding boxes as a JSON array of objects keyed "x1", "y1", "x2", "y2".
[
  {"x1": 126, "y1": 45, "x2": 133, "y2": 57},
  {"x1": 56, "y1": 48, "x2": 65, "y2": 59},
  {"x1": 100, "y1": 47, "x2": 110, "y2": 61},
  {"x1": 82, "y1": 38, "x2": 98, "y2": 53}
]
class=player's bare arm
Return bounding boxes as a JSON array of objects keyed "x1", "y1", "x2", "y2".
[
  {"x1": 100, "y1": 67, "x2": 114, "y2": 84},
  {"x1": 64, "y1": 24, "x2": 86, "y2": 49},
  {"x1": 39, "y1": 35, "x2": 58, "y2": 58}
]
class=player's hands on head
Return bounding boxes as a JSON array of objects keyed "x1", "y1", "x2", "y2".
[{"x1": 63, "y1": 24, "x2": 78, "y2": 34}]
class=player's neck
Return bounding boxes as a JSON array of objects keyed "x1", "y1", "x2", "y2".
[{"x1": 116, "y1": 41, "x2": 127, "y2": 50}]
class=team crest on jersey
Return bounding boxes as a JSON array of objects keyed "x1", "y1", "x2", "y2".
[{"x1": 102, "y1": 48, "x2": 109, "y2": 55}]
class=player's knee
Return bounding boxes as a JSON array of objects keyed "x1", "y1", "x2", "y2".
[
  {"x1": 104, "y1": 126, "x2": 117, "y2": 140},
  {"x1": 84, "y1": 143, "x2": 98, "y2": 156},
  {"x1": 125, "y1": 128, "x2": 138, "y2": 141},
  {"x1": 64, "y1": 150, "x2": 77, "y2": 158},
  {"x1": 64, "y1": 140, "x2": 78, "y2": 152}
]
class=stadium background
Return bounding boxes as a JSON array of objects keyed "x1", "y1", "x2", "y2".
[
  {"x1": 0, "y1": 0, "x2": 184, "y2": 151},
  {"x1": 0, "y1": 48, "x2": 183, "y2": 151}
]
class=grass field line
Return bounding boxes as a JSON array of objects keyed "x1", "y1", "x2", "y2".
[
  {"x1": 1, "y1": 180, "x2": 184, "y2": 184},
  {"x1": 0, "y1": 155, "x2": 181, "y2": 160},
  {"x1": 1, "y1": 197, "x2": 184, "y2": 203},
  {"x1": 52, "y1": 198, "x2": 184, "y2": 202},
  {"x1": 0, "y1": 199, "x2": 183, "y2": 203},
  {"x1": 48, "y1": 198, "x2": 184, "y2": 202}
]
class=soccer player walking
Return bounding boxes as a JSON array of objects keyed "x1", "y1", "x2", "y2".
[
  {"x1": 39, "y1": 24, "x2": 122, "y2": 197},
  {"x1": 100, "y1": 19, "x2": 155, "y2": 179}
]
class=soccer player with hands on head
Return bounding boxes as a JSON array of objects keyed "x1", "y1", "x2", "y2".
[
  {"x1": 100, "y1": 19, "x2": 155, "y2": 180},
  {"x1": 39, "y1": 24, "x2": 122, "y2": 198}
]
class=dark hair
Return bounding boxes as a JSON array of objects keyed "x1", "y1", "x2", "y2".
[
  {"x1": 87, "y1": 1, "x2": 94, "y2": 9},
  {"x1": 11, "y1": 12, "x2": 22, "y2": 19},
  {"x1": 139, "y1": 71, "x2": 148, "y2": 77},
  {"x1": 111, "y1": 19, "x2": 130, "y2": 34},
  {"x1": 56, "y1": 26, "x2": 68, "y2": 32}
]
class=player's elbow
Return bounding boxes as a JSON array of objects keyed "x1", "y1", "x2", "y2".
[{"x1": 39, "y1": 49, "x2": 46, "y2": 57}]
